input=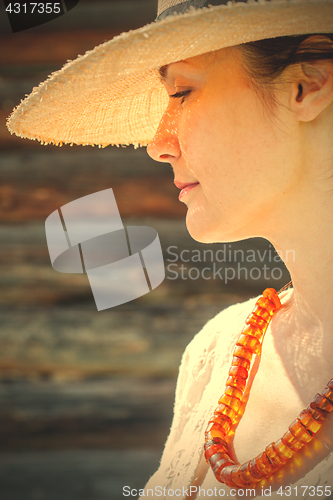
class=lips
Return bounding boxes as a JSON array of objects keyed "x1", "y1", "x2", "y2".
[{"x1": 174, "y1": 180, "x2": 199, "y2": 199}]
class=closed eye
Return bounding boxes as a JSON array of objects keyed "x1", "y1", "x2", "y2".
[{"x1": 169, "y1": 89, "x2": 192, "y2": 104}]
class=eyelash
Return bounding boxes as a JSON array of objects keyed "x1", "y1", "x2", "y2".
[{"x1": 169, "y1": 89, "x2": 192, "y2": 104}]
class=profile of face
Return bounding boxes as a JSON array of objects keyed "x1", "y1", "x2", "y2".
[{"x1": 147, "y1": 48, "x2": 303, "y2": 244}]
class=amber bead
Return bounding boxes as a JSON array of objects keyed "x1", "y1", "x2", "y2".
[
  {"x1": 209, "y1": 451, "x2": 233, "y2": 469},
  {"x1": 248, "y1": 458, "x2": 265, "y2": 480},
  {"x1": 238, "y1": 462, "x2": 257, "y2": 484},
  {"x1": 254, "y1": 452, "x2": 276, "y2": 476},
  {"x1": 205, "y1": 446, "x2": 219, "y2": 462},
  {"x1": 219, "y1": 394, "x2": 242, "y2": 413},
  {"x1": 322, "y1": 387, "x2": 333, "y2": 404},
  {"x1": 205, "y1": 431, "x2": 225, "y2": 443},
  {"x1": 231, "y1": 463, "x2": 257, "y2": 487},
  {"x1": 224, "y1": 386, "x2": 243, "y2": 401},
  {"x1": 219, "y1": 465, "x2": 239, "y2": 487},
  {"x1": 282, "y1": 430, "x2": 304, "y2": 452},
  {"x1": 262, "y1": 450, "x2": 279, "y2": 472},
  {"x1": 232, "y1": 355, "x2": 251, "y2": 371},
  {"x1": 229, "y1": 365, "x2": 248, "y2": 379},
  {"x1": 262, "y1": 288, "x2": 281, "y2": 309},
  {"x1": 289, "y1": 419, "x2": 313, "y2": 444},
  {"x1": 265, "y1": 443, "x2": 287, "y2": 467},
  {"x1": 213, "y1": 457, "x2": 235, "y2": 478},
  {"x1": 204, "y1": 437, "x2": 228, "y2": 451},
  {"x1": 204, "y1": 444, "x2": 227, "y2": 462},
  {"x1": 237, "y1": 334, "x2": 261, "y2": 354},
  {"x1": 255, "y1": 296, "x2": 276, "y2": 312},
  {"x1": 231, "y1": 464, "x2": 252, "y2": 487},
  {"x1": 210, "y1": 416, "x2": 232, "y2": 433},
  {"x1": 306, "y1": 404, "x2": 327, "y2": 422},
  {"x1": 226, "y1": 375, "x2": 247, "y2": 392},
  {"x1": 208, "y1": 414, "x2": 232, "y2": 434},
  {"x1": 233, "y1": 345, "x2": 253, "y2": 362},
  {"x1": 213, "y1": 458, "x2": 235, "y2": 480},
  {"x1": 298, "y1": 410, "x2": 323, "y2": 434},
  {"x1": 252, "y1": 306, "x2": 273, "y2": 322},
  {"x1": 242, "y1": 325, "x2": 264, "y2": 341},
  {"x1": 245, "y1": 314, "x2": 268, "y2": 331},
  {"x1": 205, "y1": 422, "x2": 228, "y2": 441},
  {"x1": 327, "y1": 379, "x2": 333, "y2": 390},
  {"x1": 273, "y1": 439, "x2": 294, "y2": 462},
  {"x1": 214, "y1": 403, "x2": 237, "y2": 421},
  {"x1": 312, "y1": 393, "x2": 333, "y2": 413}
]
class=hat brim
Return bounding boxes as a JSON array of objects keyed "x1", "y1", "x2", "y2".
[{"x1": 6, "y1": 1, "x2": 333, "y2": 148}]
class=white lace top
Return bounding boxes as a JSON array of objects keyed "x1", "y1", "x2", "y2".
[{"x1": 140, "y1": 293, "x2": 333, "y2": 499}]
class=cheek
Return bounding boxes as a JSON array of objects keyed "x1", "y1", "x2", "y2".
[
  {"x1": 178, "y1": 101, "x2": 224, "y2": 177},
  {"x1": 178, "y1": 105, "x2": 202, "y2": 155},
  {"x1": 179, "y1": 99, "x2": 250, "y2": 196},
  {"x1": 179, "y1": 85, "x2": 291, "y2": 210}
]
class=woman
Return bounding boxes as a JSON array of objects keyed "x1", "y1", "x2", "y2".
[{"x1": 7, "y1": 0, "x2": 333, "y2": 498}]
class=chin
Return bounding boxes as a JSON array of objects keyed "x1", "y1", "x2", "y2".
[
  {"x1": 185, "y1": 213, "x2": 250, "y2": 244},
  {"x1": 185, "y1": 215, "x2": 221, "y2": 244}
]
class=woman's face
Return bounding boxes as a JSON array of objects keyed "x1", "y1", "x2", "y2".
[{"x1": 147, "y1": 47, "x2": 303, "y2": 243}]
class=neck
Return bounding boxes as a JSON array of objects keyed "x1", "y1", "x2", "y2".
[
  {"x1": 271, "y1": 198, "x2": 333, "y2": 328},
  {"x1": 260, "y1": 146, "x2": 333, "y2": 400},
  {"x1": 266, "y1": 187, "x2": 333, "y2": 400}
]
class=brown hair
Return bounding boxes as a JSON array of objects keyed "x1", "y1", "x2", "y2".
[{"x1": 240, "y1": 34, "x2": 333, "y2": 107}]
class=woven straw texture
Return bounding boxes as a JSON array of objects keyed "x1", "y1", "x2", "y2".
[{"x1": 6, "y1": 0, "x2": 333, "y2": 148}]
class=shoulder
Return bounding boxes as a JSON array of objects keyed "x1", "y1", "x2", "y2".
[
  {"x1": 173, "y1": 295, "x2": 259, "y2": 406},
  {"x1": 185, "y1": 294, "x2": 259, "y2": 360}
]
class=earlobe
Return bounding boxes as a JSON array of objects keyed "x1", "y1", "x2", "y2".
[{"x1": 291, "y1": 59, "x2": 333, "y2": 122}]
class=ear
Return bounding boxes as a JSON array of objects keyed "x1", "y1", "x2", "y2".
[{"x1": 289, "y1": 36, "x2": 333, "y2": 122}]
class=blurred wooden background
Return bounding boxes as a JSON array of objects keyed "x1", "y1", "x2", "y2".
[{"x1": 0, "y1": 1, "x2": 290, "y2": 498}]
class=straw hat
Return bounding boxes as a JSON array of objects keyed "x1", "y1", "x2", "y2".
[{"x1": 6, "y1": 0, "x2": 333, "y2": 148}]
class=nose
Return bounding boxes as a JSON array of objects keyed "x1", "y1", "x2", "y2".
[{"x1": 147, "y1": 105, "x2": 181, "y2": 163}]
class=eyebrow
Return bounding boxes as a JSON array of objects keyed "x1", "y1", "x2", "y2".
[
  {"x1": 158, "y1": 60, "x2": 190, "y2": 81},
  {"x1": 158, "y1": 65, "x2": 169, "y2": 80}
]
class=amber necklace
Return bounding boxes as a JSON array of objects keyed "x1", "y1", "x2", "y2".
[{"x1": 204, "y1": 287, "x2": 333, "y2": 488}]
